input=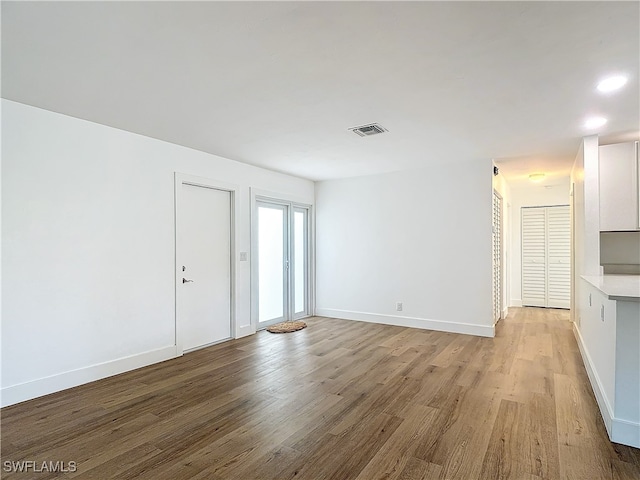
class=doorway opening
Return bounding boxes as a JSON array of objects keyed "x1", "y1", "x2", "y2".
[{"x1": 252, "y1": 196, "x2": 312, "y2": 330}]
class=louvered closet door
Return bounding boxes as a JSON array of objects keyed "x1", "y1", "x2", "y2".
[
  {"x1": 522, "y1": 208, "x2": 547, "y2": 307},
  {"x1": 546, "y1": 206, "x2": 570, "y2": 308},
  {"x1": 521, "y1": 205, "x2": 570, "y2": 309},
  {"x1": 492, "y1": 191, "x2": 502, "y2": 323}
]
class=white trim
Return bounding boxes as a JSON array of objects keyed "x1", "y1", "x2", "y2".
[
  {"x1": 236, "y1": 324, "x2": 255, "y2": 338},
  {"x1": 316, "y1": 308, "x2": 495, "y2": 338},
  {"x1": 1, "y1": 346, "x2": 177, "y2": 408},
  {"x1": 174, "y1": 172, "x2": 239, "y2": 351},
  {"x1": 250, "y1": 187, "x2": 311, "y2": 207},
  {"x1": 309, "y1": 201, "x2": 317, "y2": 317},
  {"x1": 573, "y1": 324, "x2": 614, "y2": 436},
  {"x1": 292, "y1": 205, "x2": 311, "y2": 321},
  {"x1": 183, "y1": 336, "x2": 232, "y2": 354},
  {"x1": 612, "y1": 418, "x2": 640, "y2": 449},
  {"x1": 511, "y1": 298, "x2": 523, "y2": 307}
]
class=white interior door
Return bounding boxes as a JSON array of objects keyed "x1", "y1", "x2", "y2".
[
  {"x1": 546, "y1": 205, "x2": 571, "y2": 308},
  {"x1": 177, "y1": 182, "x2": 232, "y2": 352},
  {"x1": 522, "y1": 207, "x2": 547, "y2": 307}
]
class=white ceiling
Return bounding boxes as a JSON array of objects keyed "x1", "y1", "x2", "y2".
[{"x1": 3, "y1": 1, "x2": 639, "y2": 182}]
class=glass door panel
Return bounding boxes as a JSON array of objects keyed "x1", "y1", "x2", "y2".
[
  {"x1": 257, "y1": 203, "x2": 287, "y2": 324},
  {"x1": 293, "y1": 208, "x2": 307, "y2": 317}
]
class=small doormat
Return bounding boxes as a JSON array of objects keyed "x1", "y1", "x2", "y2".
[{"x1": 267, "y1": 320, "x2": 307, "y2": 334}]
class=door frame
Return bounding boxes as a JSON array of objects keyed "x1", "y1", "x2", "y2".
[
  {"x1": 291, "y1": 205, "x2": 311, "y2": 321},
  {"x1": 250, "y1": 188, "x2": 314, "y2": 330},
  {"x1": 174, "y1": 172, "x2": 239, "y2": 356}
]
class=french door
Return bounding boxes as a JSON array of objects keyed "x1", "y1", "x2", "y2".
[{"x1": 254, "y1": 198, "x2": 310, "y2": 328}]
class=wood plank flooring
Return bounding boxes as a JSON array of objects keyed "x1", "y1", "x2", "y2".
[{"x1": 2, "y1": 307, "x2": 639, "y2": 479}]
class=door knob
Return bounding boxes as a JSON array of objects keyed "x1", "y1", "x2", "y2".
[{"x1": 182, "y1": 278, "x2": 194, "y2": 283}]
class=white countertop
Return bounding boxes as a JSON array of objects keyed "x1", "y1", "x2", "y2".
[{"x1": 582, "y1": 274, "x2": 640, "y2": 301}]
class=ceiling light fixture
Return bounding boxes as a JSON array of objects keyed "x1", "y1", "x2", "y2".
[
  {"x1": 529, "y1": 173, "x2": 545, "y2": 183},
  {"x1": 584, "y1": 116, "x2": 607, "y2": 129},
  {"x1": 597, "y1": 75, "x2": 628, "y2": 93}
]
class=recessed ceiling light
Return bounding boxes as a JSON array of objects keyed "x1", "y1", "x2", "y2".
[
  {"x1": 584, "y1": 116, "x2": 607, "y2": 129},
  {"x1": 597, "y1": 75, "x2": 628, "y2": 93}
]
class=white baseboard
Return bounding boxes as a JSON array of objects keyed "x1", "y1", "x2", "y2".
[
  {"x1": 573, "y1": 324, "x2": 639, "y2": 447},
  {"x1": 612, "y1": 418, "x2": 640, "y2": 449},
  {"x1": 511, "y1": 299, "x2": 523, "y2": 307},
  {"x1": 1, "y1": 345, "x2": 177, "y2": 408},
  {"x1": 316, "y1": 308, "x2": 494, "y2": 338},
  {"x1": 502, "y1": 306, "x2": 509, "y2": 318}
]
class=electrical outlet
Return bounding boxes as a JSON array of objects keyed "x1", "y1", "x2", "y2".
[
  {"x1": 239, "y1": 252, "x2": 248, "y2": 261},
  {"x1": 396, "y1": 302, "x2": 403, "y2": 312}
]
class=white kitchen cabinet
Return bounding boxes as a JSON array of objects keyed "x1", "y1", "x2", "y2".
[
  {"x1": 599, "y1": 141, "x2": 639, "y2": 231},
  {"x1": 577, "y1": 276, "x2": 640, "y2": 448}
]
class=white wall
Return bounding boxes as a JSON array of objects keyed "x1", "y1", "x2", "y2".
[
  {"x1": 1, "y1": 100, "x2": 314, "y2": 406},
  {"x1": 571, "y1": 141, "x2": 584, "y2": 319},
  {"x1": 582, "y1": 135, "x2": 602, "y2": 277},
  {"x1": 315, "y1": 159, "x2": 494, "y2": 337},
  {"x1": 571, "y1": 135, "x2": 601, "y2": 320},
  {"x1": 508, "y1": 181, "x2": 571, "y2": 306}
]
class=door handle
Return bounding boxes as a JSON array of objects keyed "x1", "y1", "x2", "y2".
[{"x1": 182, "y1": 278, "x2": 194, "y2": 283}]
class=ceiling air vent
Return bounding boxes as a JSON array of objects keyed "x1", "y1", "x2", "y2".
[{"x1": 349, "y1": 123, "x2": 388, "y2": 137}]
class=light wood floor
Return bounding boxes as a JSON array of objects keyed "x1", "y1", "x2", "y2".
[{"x1": 2, "y1": 307, "x2": 639, "y2": 479}]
